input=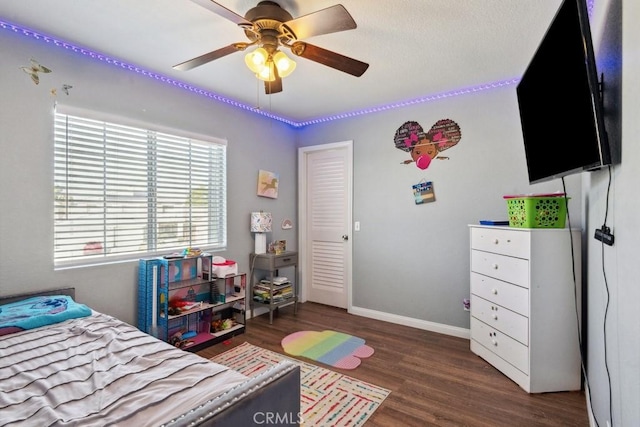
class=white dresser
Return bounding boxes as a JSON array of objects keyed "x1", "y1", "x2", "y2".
[{"x1": 469, "y1": 225, "x2": 582, "y2": 393}]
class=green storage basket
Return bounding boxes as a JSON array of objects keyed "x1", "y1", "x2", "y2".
[{"x1": 505, "y1": 196, "x2": 568, "y2": 228}]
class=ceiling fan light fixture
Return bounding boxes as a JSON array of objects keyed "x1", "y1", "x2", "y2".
[
  {"x1": 273, "y1": 50, "x2": 296, "y2": 77},
  {"x1": 256, "y1": 61, "x2": 276, "y2": 82},
  {"x1": 244, "y1": 47, "x2": 268, "y2": 73}
]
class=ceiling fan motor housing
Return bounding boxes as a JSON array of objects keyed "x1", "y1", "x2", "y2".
[{"x1": 243, "y1": 1, "x2": 296, "y2": 44}]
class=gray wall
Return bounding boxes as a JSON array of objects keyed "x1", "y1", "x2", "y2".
[
  {"x1": 0, "y1": 29, "x2": 298, "y2": 324},
  {"x1": 297, "y1": 87, "x2": 582, "y2": 331},
  {"x1": 1, "y1": 0, "x2": 638, "y2": 424},
  {"x1": 584, "y1": 0, "x2": 639, "y2": 426}
]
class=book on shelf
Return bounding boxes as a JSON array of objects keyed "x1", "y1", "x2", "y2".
[
  {"x1": 253, "y1": 286, "x2": 293, "y2": 296},
  {"x1": 253, "y1": 294, "x2": 293, "y2": 303},
  {"x1": 259, "y1": 279, "x2": 290, "y2": 288},
  {"x1": 253, "y1": 284, "x2": 294, "y2": 303}
]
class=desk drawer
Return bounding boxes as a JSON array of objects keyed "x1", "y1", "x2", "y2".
[
  {"x1": 471, "y1": 250, "x2": 529, "y2": 288},
  {"x1": 273, "y1": 253, "x2": 297, "y2": 268},
  {"x1": 252, "y1": 252, "x2": 298, "y2": 270},
  {"x1": 471, "y1": 317, "x2": 529, "y2": 374},
  {"x1": 470, "y1": 227, "x2": 530, "y2": 259},
  {"x1": 471, "y1": 294, "x2": 528, "y2": 345}
]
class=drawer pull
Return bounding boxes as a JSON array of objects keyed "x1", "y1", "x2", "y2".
[
  {"x1": 492, "y1": 314, "x2": 498, "y2": 320},
  {"x1": 492, "y1": 339, "x2": 498, "y2": 346},
  {"x1": 493, "y1": 238, "x2": 499, "y2": 244},
  {"x1": 282, "y1": 258, "x2": 291, "y2": 262},
  {"x1": 492, "y1": 288, "x2": 498, "y2": 295},
  {"x1": 492, "y1": 264, "x2": 499, "y2": 270}
]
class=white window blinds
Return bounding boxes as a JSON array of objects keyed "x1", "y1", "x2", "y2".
[{"x1": 53, "y1": 111, "x2": 226, "y2": 266}]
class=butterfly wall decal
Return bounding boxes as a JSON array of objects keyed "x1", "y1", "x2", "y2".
[
  {"x1": 20, "y1": 58, "x2": 52, "y2": 85},
  {"x1": 51, "y1": 84, "x2": 73, "y2": 97}
]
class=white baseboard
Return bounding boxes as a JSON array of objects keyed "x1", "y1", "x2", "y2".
[
  {"x1": 348, "y1": 305, "x2": 470, "y2": 339},
  {"x1": 251, "y1": 299, "x2": 470, "y2": 339}
]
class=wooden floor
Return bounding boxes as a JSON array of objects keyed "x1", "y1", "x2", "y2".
[{"x1": 197, "y1": 302, "x2": 589, "y2": 427}]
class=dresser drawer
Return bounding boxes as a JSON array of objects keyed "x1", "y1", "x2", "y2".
[
  {"x1": 470, "y1": 227, "x2": 530, "y2": 259},
  {"x1": 471, "y1": 295, "x2": 528, "y2": 345},
  {"x1": 470, "y1": 272, "x2": 529, "y2": 315},
  {"x1": 471, "y1": 250, "x2": 529, "y2": 288},
  {"x1": 471, "y1": 317, "x2": 529, "y2": 374}
]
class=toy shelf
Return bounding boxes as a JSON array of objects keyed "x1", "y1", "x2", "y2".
[{"x1": 138, "y1": 256, "x2": 246, "y2": 352}]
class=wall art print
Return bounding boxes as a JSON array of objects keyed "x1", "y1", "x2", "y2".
[
  {"x1": 412, "y1": 180, "x2": 436, "y2": 205},
  {"x1": 257, "y1": 170, "x2": 279, "y2": 199},
  {"x1": 394, "y1": 119, "x2": 462, "y2": 169}
]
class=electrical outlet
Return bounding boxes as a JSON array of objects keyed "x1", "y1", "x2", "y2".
[{"x1": 354, "y1": 221, "x2": 360, "y2": 231}]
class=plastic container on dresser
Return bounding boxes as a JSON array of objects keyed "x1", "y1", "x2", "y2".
[
  {"x1": 468, "y1": 225, "x2": 582, "y2": 393},
  {"x1": 138, "y1": 255, "x2": 245, "y2": 352}
]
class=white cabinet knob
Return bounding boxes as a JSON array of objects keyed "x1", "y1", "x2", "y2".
[
  {"x1": 492, "y1": 339, "x2": 498, "y2": 346},
  {"x1": 493, "y1": 238, "x2": 499, "y2": 244},
  {"x1": 493, "y1": 264, "x2": 499, "y2": 270},
  {"x1": 492, "y1": 314, "x2": 498, "y2": 320},
  {"x1": 492, "y1": 288, "x2": 498, "y2": 295}
]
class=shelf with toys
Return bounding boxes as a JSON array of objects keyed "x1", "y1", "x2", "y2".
[{"x1": 137, "y1": 253, "x2": 246, "y2": 352}]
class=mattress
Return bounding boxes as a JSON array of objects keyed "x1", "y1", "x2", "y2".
[{"x1": 0, "y1": 311, "x2": 249, "y2": 426}]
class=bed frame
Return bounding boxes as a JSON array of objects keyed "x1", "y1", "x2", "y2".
[
  {"x1": 0, "y1": 287, "x2": 301, "y2": 426},
  {"x1": 0, "y1": 287, "x2": 77, "y2": 305}
]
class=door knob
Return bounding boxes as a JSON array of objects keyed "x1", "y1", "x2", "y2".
[{"x1": 342, "y1": 235, "x2": 348, "y2": 241}]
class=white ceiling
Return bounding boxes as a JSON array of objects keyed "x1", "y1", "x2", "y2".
[{"x1": 0, "y1": 0, "x2": 563, "y2": 124}]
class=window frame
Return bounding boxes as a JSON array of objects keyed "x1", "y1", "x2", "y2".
[{"x1": 53, "y1": 105, "x2": 227, "y2": 268}]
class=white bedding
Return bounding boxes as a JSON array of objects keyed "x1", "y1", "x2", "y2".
[{"x1": 0, "y1": 311, "x2": 249, "y2": 426}]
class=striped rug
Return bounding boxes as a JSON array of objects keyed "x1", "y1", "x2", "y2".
[{"x1": 210, "y1": 342, "x2": 390, "y2": 427}]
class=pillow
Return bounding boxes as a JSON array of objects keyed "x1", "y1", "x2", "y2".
[{"x1": 0, "y1": 295, "x2": 92, "y2": 336}]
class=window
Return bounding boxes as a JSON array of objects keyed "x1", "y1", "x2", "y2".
[{"x1": 53, "y1": 109, "x2": 226, "y2": 266}]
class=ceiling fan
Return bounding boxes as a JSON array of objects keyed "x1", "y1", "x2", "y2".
[{"x1": 173, "y1": 0, "x2": 369, "y2": 94}]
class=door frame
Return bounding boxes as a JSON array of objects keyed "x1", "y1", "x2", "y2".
[{"x1": 297, "y1": 141, "x2": 353, "y2": 310}]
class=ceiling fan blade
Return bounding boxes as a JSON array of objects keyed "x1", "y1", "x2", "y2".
[
  {"x1": 283, "y1": 4, "x2": 356, "y2": 40},
  {"x1": 189, "y1": 0, "x2": 251, "y2": 26},
  {"x1": 173, "y1": 44, "x2": 243, "y2": 71},
  {"x1": 291, "y1": 42, "x2": 369, "y2": 77},
  {"x1": 265, "y1": 73, "x2": 283, "y2": 95}
]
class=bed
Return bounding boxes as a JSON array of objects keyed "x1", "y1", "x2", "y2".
[{"x1": 0, "y1": 288, "x2": 300, "y2": 426}]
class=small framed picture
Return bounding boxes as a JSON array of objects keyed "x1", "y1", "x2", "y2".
[
  {"x1": 412, "y1": 180, "x2": 436, "y2": 205},
  {"x1": 257, "y1": 170, "x2": 279, "y2": 199},
  {"x1": 268, "y1": 240, "x2": 287, "y2": 254}
]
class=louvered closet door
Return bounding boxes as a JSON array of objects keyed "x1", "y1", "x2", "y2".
[{"x1": 306, "y1": 145, "x2": 351, "y2": 308}]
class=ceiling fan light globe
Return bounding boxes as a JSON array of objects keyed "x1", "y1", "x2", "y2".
[
  {"x1": 273, "y1": 51, "x2": 296, "y2": 77},
  {"x1": 256, "y1": 62, "x2": 276, "y2": 82},
  {"x1": 244, "y1": 47, "x2": 268, "y2": 73}
]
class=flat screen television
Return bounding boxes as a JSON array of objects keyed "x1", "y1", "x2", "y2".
[{"x1": 516, "y1": 0, "x2": 611, "y2": 184}]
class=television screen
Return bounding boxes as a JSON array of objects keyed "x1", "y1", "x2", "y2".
[{"x1": 516, "y1": 0, "x2": 611, "y2": 184}]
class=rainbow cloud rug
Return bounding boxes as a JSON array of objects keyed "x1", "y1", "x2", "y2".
[{"x1": 281, "y1": 330, "x2": 374, "y2": 369}]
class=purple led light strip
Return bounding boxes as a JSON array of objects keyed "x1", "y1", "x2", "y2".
[
  {"x1": 296, "y1": 79, "x2": 520, "y2": 127},
  {"x1": 1, "y1": 0, "x2": 596, "y2": 128},
  {"x1": 0, "y1": 19, "x2": 297, "y2": 127}
]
